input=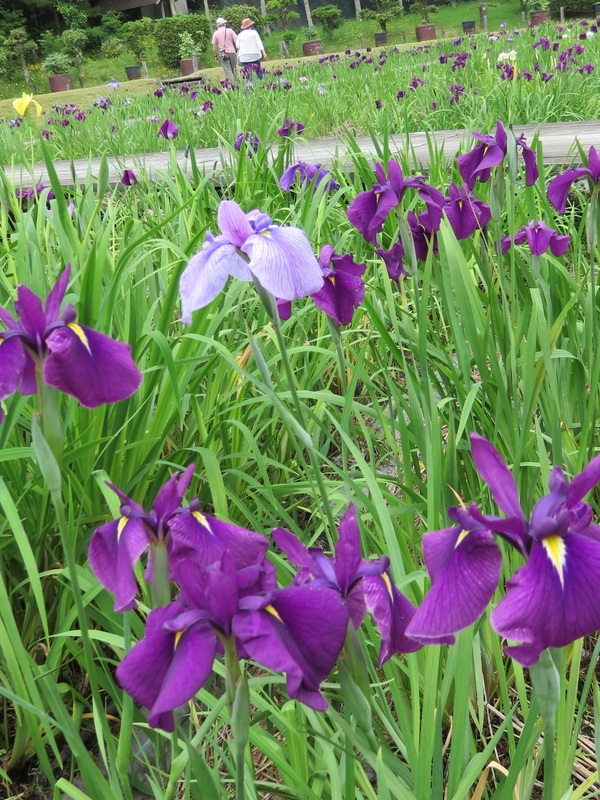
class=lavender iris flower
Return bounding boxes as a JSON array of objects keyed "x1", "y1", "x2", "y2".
[
  {"x1": 457, "y1": 119, "x2": 538, "y2": 188},
  {"x1": 501, "y1": 220, "x2": 570, "y2": 256},
  {"x1": 88, "y1": 465, "x2": 268, "y2": 611},
  {"x1": 157, "y1": 118, "x2": 179, "y2": 139},
  {"x1": 279, "y1": 161, "x2": 339, "y2": 193},
  {"x1": 179, "y1": 200, "x2": 324, "y2": 321},
  {"x1": 272, "y1": 504, "x2": 420, "y2": 666},
  {"x1": 547, "y1": 145, "x2": 600, "y2": 213},
  {"x1": 310, "y1": 245, "x2": 366, "y2": 326},
  {"x1": 347, "y1": 159, "x2": 427, "y2": 244},
  {"x1": 0, "y1": 266, "x2": 141, "y2": 424}
]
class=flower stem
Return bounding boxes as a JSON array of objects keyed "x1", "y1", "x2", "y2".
[{"x1": 253, "y1": 278, "x2": 338, "y2": 540}]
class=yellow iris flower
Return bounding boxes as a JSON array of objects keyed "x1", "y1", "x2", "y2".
[{"x1": 13, "y1": 92, "x2": 43, "y2": 118}]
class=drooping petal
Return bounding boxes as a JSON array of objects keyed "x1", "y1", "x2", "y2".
[
  {"x1": 405, "y1": 525, "x2": 502, "y2": 643},
  {"x1": 520, "y1": 144, "x2": 539, "y2": 186},
  {"x1": 547, "y1": 168, "x2": 588, "y2": 214},
  {"x1": 43, "y1": 324, "x2": 142, "y2": 407},
  {"x1": 243, "y1": 226, "x2": 323, "y2": 300},
  {"x1": 234, "y1": 586, "x2": 349, "y2": 710},
  {"x1": 169, "y1": 510, "x2": 268, "y2": 577},
  {"x1": 363, "y1": 573, "x2": 421, "y2": 665},
  {"x1": 88, "y1": 516, "x2": 149, "y2": 611},
  {"x1": 179, "y1": 235, "x2": 252, "y2": 322},
  {"x1": 549, "y1": 233, "x2": 570, "y2": 256},
  {"x1": 116, "y1": 602, "x2": 216, "y2": 731},
  {"x1": 491, "y1": 532, "x2": 600, "y2": 666},
  {"x1": 0, "y1": 337, "x2": 26, "y2": 411},
  {"x1": 272, "y1": 527, "x2": 314, "y2": 570}
]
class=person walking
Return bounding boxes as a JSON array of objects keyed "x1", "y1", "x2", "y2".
[
  {"x1": 236, "y1": 18, "x2": 266, "y2": 85},
  {"x1": 212, "y1": 17, "x2": 238, "y2": 84}
]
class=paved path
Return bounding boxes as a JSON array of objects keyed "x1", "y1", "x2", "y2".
[{"x1": 5, "y1": 120, "x2": 600, "y2": 188}]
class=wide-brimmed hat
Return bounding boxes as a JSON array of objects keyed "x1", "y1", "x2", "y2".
[
  {"x1": 240, "y1": 17, "x2": 255, "y2": 29},
  {"x1": 216, "y1": 16, "x2": 226, "y2": 25}
]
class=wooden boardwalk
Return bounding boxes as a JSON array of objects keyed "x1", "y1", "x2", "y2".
[{"x1": 4, "y1": 120, "x2": 600, "y2": 189}]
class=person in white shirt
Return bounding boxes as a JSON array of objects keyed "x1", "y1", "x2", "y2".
[
  {"x1": 212, "y1": 17, "x2": 238, "y2": 83},
  {"x1": 236, "y1": 18, "x2": 266, "y2": 85}
]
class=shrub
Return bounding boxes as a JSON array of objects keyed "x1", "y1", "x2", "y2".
[
  {"x1": 220, "y1": 5, "x2": 264, "y2": 33},
  {"x1": 312, "y1": 4, "x2": 343, "y2": 38},
  {"x1": 121, "y1": 18, "x2": 155, "y2": 63},
  {"x1": 41, "y1": 51, "x2": 72, "y2": 74},
  {"x1": 101, "y1": 36, "x2": 125, "y2": 59},
  {"x1": 265, "y1": 0, "x2": 300, "y2": 31},
  {"x1": 155, "y1": 13, "x2": 210, "y2": 69}
]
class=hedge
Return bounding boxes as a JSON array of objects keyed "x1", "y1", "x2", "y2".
[{"x1": 155, "y1": 13, "x2": 211, "y2": 69}]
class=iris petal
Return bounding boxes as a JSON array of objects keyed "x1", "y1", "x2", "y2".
[{"x1": 44, "y1": 324, "x2": 142, "y2": 407}]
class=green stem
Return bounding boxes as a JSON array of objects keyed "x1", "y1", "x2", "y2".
[
  {"x1": 253, "y1": 277, "x2": 338, "y2": 540},
  {"x1": 543, "y1": 720, "x2": 556, "y2": 800},
  {"x1": 150, "y1": 540, "x2": 171, "y2": 608}
]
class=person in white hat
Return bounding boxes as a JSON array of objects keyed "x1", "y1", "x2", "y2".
[
  {"x1": 236, "y1": 18, "x2": 266, "y2": 86},
  {"x1": 212, "y1": 16, "x2": 238, "y2": 83}
]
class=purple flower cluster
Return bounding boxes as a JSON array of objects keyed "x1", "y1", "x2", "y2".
[{"x1": 91, "y1": 488, "x2": 419, "y2": 730}]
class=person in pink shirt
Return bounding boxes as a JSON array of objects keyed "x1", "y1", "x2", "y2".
[{"x1": 212, "y1": 17, "x2": 237, "y2": 83}]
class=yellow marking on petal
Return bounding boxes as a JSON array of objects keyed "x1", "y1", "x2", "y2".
[
  {"x1": 542, "y1": 536, "x2": 566, "y2": 586},
  {"x1": 328, "y1": 275, "x2": 336, "y2": 285},
  {"x1": 117, "y1": 516, "x2": 128, "y2": 541},
  {"x1": 265, "y1": 604, "x2": 283, "y2": 623},
  {"x1": 67, "y1": 322, "x2": 91, "y2": 353},
  {"x1": 192, "y1": 510, "x2": 211, "y2": 531},
  {"x1": 174, "y1": 630, "x2": 184, "y2": 649},
  {"x1": 455, "y1": 529, "x2": 469, "y2": 548},
  {"x1": 382, "y1": 572, "x2": 394, "y2": 600}
]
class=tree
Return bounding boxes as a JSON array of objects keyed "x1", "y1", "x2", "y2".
[
  {"x1": 265, "y1": 0, "x2": 300, "y2": 32},
  {"x1": 62, "y1": 27, "x2": 87, "y2": 86},
  {"x1": 3, "y1": 27, "x2": 38, "y2": 87},
  {"x1": 312, "y1": 4, "x2": 342, "y2": 38}
]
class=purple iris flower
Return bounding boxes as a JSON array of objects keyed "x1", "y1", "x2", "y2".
[
  {"x1": 0, "y1": 266, "x2": 141, "y2": 425},
  {"x1": 179, "y1": 200, "x2": 323, "y2": 321},
  {"x1": 279, "y1": 162, "x2": 338, "y2": 193},
  {"x1": 121, "y1": 169, "x2": 137, "y2": 186},
  {"x1": 234, "y1": 584, "x2": 350, "y2": 710},
  {"x1": 456, "y1": 119, "x2": 538, "y2": 189},
  {"x1": 408, "y1": 434, "x2": 600, "y2": 666},
  {"x1": 117, "y1": 552, "x2": 276, "y2": 730},
  {"x1": 347, "y1": 159, "x2": 427, "y2": 245},
  {"x1": 501, "y1": 220, "x2": 570, "y2": 256},
  {"x1": 277, "y1": 118, "x2": 305, "y2": 137},
  {"x1": 272, "y1": 504, "x2": 420, "y2": 666},
  {"x1": 443, "y1": 183, "x2": 492, "y2": 239},
  {"x1": 547, "y1": 145, "x2": 600, "y2": 213},
  {"x1": 89, "y1": 464, "x2": 269, "y2": 611},
  {"x1": 407, "y1": 202, "x2": 443, "y2": 261},
  {"x1": 234, "y1": 131, "x2": 259, "y2": 153},
  {"x1": 376, "y1": 240, "x2": 406, "y2": 283},
  {"x1": 158, "y1": 118, "x2": 178, "y2": 139},
  {"x1": 310, "y1": 245, "x2": 366, "y2": 326},
  {"x1": 471, "y1": 435, "x2": 600, "y2": 666}
]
